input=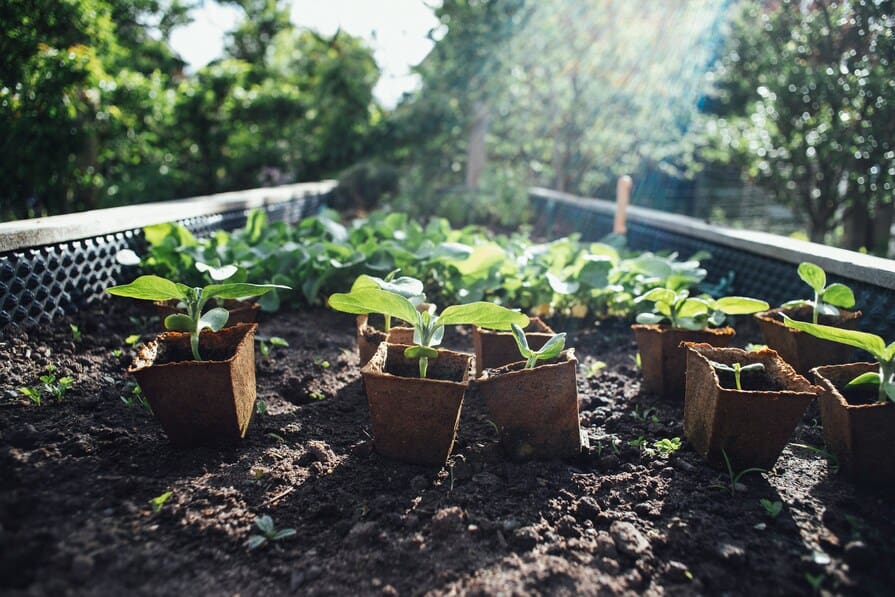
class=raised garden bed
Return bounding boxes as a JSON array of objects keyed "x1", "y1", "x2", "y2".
[{"x1": 1, "y1": 302, "x2": 893, "y2": 595}]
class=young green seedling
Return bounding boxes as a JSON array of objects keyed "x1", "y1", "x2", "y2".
[
  {"x1": 510, "y1": 323, "x2": 566, "y2": 368},
  {"x1": 19, "y1": 365, "x2": 75, "y2": 405},
  {"x1": 107, "y1": 275, "x2": 289, "y2": 361},
  {"x1": 350, "y1": 272, "x2": 426, "y2": 331},
  {"x1": 760, "y1": 498, "x2": 783, "y2": 519},
  {"x1": 635, "y1": 288, "x2": 768, "y2": 330},
  {"x1": 245, "y1": 515, "x2": 296, "y2": 551},
  {"x1": 653, "y1": 436, "x2": 682, "y2": 456},
  {"x1": 781, "y1": 262, "x2": 855, "y2": 324},
  {"x1": 782, "y1": 315, "x2": 895, "y2": 403},
  {"x1": 707, "y1": 360, "x2": 766, "y2": 391},
  {"x1": 329, "y1": 281, "x2": 527, "y2": 378}
]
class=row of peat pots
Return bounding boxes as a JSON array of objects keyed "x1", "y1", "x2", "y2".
[
  {"x1": 633, "y1": 303, "x2": 893, "y2": 486},
  {"x1": 357, "y1": 315, "x2": 584, "y2": 465}
]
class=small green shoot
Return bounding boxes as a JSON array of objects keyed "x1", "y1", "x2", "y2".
[
  {"x1": 804, "y1": 572, "x2": 825, "y2": 593},
  {"x1": 19, "y1": 365, "x2": 75, "y2": 405},
  {"x1": 121, "y1": 384, "x2": 152, "y2": 414},
  {"x1": 653, "y1": 437, "x2": 682, "y2": 456},
  {"x1": 510, "y1": 323, "x2": 566, "y2": 368},
  {"x1": 313, "y1": 357, "x2": 331, "y2": 369},
  {"x1": 782, "y1": 262, "x2": 855, "y2": 324},
  {"x1": 718, "y1": 449, "x2": 767, "y2": 497},
  {"x1": 245, "y1": 515, "x2": 296, "y2": 551},
  {"x1": 583, "y1": 359, "x2": 606, "y2": 378},
  {"x1": 257, "y1": 336, "x2": 288, "y2": 360},
  {"x1": 631, "y1": 405, "x2": 659, "y2": 424},
  {"x1": 150, "y1": 490, "x2": 173, "y2": 513},
  {"x1": 255, "y1": 400, "x2": 268, "y2": 416},
  {"x1": 69, "y1": 324, "x2": 82, "y2": 342},
  {"x1": 107, "y1": 275, "x2": 289, "y2": 361},
  {"x1": 629, "y1": 436, "x2": 647, "y2": 451},
  {"x1": 125, "y1": 334, "x2": 141, "y2": 346},
  {"x1": 782, "y1": 315, "x2": 895, "y2": 403},
  {"x1": 635, "y1": 288, "x2": 768, "y2": 330},
  {"x1": 707, "y1": 360, "x2": 766, "y2": 391},
  {"x1": 112, "y1": 348, "x2": 123, "y2": 358},
  {"x1": 760, "y1": 498, "x2": 783, "y2": 519}
]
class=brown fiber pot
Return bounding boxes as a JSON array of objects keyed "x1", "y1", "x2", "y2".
[
  {"x1": 755, "y1": 306, "x2": 861, "y2": 375},
  {"x1": 155, "y1": 299, "x2": 261, "y2": 328},
  {"x1": 356, "y1": 314, "x2": 414, "y2": 366},
  {"x1": 632, "y1": 324, "x2": 735, "y2": 400},
  {"x1": 812, "y1": 363, "x2": 895, "y2": 486},
  {"x1": 473, "y1": 317, "x2": 555, "y2": 377},
  {"x1": 361, "y1": 342, "x2": 472, "y2": 466},
  {"x1": 129, "y1": 322, "x2": 259, "y2": 447},
  {"x1": 683, "y1": 343, "x2": 817, "y2": 471},
  {"x1": 474, "y1": 350, "x2": 584, "y2": 460}
]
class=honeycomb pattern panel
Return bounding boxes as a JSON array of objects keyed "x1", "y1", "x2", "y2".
[{"x1": 0, "y1": 191, "x2": 327, "y2": 332}]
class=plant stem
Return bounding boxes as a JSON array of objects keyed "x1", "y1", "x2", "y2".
[
  {"x1": 813, "y1": 291, "x2": 820, "y2": 324},
  {"x1": 419, "y1": 356, "x2": 429, "y2": 378},
  {"x1": 384, "y1": 314, "x2": 391, "y2": 332},
  {"x1": 526, "y1": 355, "x2": 538, "y2": 369},
  {"x1": 733, "y1": 363, "x2": 742, "y2": 391}
]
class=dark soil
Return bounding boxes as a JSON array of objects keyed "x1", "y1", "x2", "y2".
[
  {"x1": 1, "y1": 303, "x2": 893, "y2": 596},
  {"x1": 716, "y1": 369, "x2": 787, "y2": 392}
]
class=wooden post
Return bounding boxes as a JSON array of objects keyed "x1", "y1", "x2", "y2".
[{"x1": 614, "y1": 175, "x2": 633, "y2": 234}]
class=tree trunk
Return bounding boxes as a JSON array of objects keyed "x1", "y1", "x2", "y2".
[
  {"x1": 842, "y1": 200, "x2": 871, "y2": 251},
  {"x1": 465, "y1": 102, "x2": 489, "y2": 190},
  {"x1": 871, "y1": 201, "x2": 894, "y2": 257}
]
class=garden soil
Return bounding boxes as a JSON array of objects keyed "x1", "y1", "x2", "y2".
[{"x1": 1, "y1": 303, "x2": 893, "y2": 596}]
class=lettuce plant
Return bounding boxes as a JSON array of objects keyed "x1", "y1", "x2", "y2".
[
  {"x1": 635, "y1": 288, "x2": 768, "y2": 330},
  {"x1": 782, "y1": 315, "x2": 895, "y2": 403},
  {"x1": 329, "y1": 283, "x2": 528, "y2": 378},
  {"x1": 510, "y1": 323, "x2": 567, "y2": 369},
  {"x1": 781, "y1": 262, "x2": 855, "y2": 324},
  {"x1": 107, "y1": 275, "x2": 289, "y2": 361}
]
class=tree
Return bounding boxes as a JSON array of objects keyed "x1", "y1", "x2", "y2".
[{"x1": 698, "y1": 0, "x2": 895, "y2": 253}]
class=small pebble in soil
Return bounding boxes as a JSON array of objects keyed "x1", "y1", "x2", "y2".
[
  {"x1": 665, "y1": 560, "x2": 692, "y2": 583},
  {"x1": 594, "y1": 531, "x2": 617, "y2": 557},
  {"x1": 716, "y1": 542, "x2": 746, "y2": 566},
  {"x1": 575, "y1": 496, "x2": 602, "y2": 521},
  {"x1": 609, "y1": 521, "x2": 651, "y2": 557},
  {"x1": 431, "y1": 507, "x2": 465, "y2": 538},
  {"x1": 557, "y1": 515, "x2": 580, "y2": 538},
  {"x1": 345, "y1": 521, "x2": 378, "y2": 545},
  {"x1": 844, "y1": 541, "x2": 872, "y2": 570},
  {"x1": 511, "y1": 526, "x2": 540, "y2": 551}
]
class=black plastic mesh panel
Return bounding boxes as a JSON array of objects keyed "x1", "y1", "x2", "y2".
[{"x1": 0, "y1": 191, "x2": 326, "y2": 332}]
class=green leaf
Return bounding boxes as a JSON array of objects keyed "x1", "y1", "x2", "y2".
[
  {"x1": 255, "y1": 515, "x2": 275, "y2": 534},
  {"x1": 708, "y1": 360, "x2": 735, "y2": 373},
  {"x1": 107, "y1": 276, "x2": 186, "y2": 301},
  {"x1": 195, "y1": 262, "x2": 238, "y2": 281},
  {"x1": 846, "y1": 372, "x2": 881, "y2": 389},
  {"x1": 204, "y1": 283, "x2": 290, "y2": 300},
  {"x1": 329, "y1": 287, "x2": 421, "y2": 326},
  {"x1": 150, "y1": 491, "x2": 172, "y2": 513},
  {"x1": 677, "y1": 298, "x2": 710, "y2": 318},
  {"x1": 198, "y1": 308, "x2": 230, "y2": 332},
  {"x1": 821, "y1": 283, "x2": 855, "y2": 309},
  {"x1": 164, "y1": 313, "x2": 193, "y2": 332},
  {"x1": 781, "y1": 299, "x2": 811, "y2": 309},
  {"x1": 533, "y1": 333, "x2": 566, "y2": 360},
  {"x1": 546, "y1": 272, "x2": 580, "y2": 295},
  {"x1": 351, "y1": 274, "x2": 424, "y2": 298},
  {"x1": 635, "y1": 288, "x2": 676, "y2": 305},
  {"x1": 715, "y1": 296, "x2": 769, "y2": 315},
  {"x1": 511, "y1": 323, "x2": 533, "y2": 358},
  {"x1": 798, "y1": 262, "x2": 826, "y2": 293},
  {"x1": 404, "y1": 345, "x2": 439, "y2": 359},
  {"x1": 272, "y1": 528, "x2": 296, "y2": 541},
  {"x1": 245, "y1": 535, "x2": 267, "y2": 550},
  {"x1": 635, "y1": 312, "x2": 665, "y2": 325},
  {"x1": 782, "y1": 315, "x2": 886, "y2": 358},
  {"x1": 438, "y1": 302, "x2": 529, "y2": 331},
  {"x1": 269, "y1": 337, "x2": 289, "y2": 347},
  {"x1": 452, "y1": 243, "x2": 505, "y2": 276}
]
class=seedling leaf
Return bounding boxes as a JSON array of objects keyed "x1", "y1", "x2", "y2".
[
  {"x1": 781, "y1": 315, "x2": 885, "y2": 358},
  {"x1": 821, "y1": 283, "x2": 855, "y2": 308},
  {"x1": 164, "y1": 313, "x2": 193, "y2": 331},
  {"x1": 107, "y1": 275, "x2": 186, "y2": 301},
  {"x1": 798, "y1": 262, "x2": 826, "y2": 292}
]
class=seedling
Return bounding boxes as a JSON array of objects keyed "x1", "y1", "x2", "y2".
[
  {"x1": 19, "y1": 365, "x2": 75, "y2": 405},
  {"x1": 256, "y1": 336, "x2": 288, "y2": 360},
  {"x1": 707, "y1": 361, "x2": 766, "y2": 391},
  {"x1": 329, "y1": 279, "x2": 528, "y2": 378},
  {"x1": 716, "y1": 449, "x2": 767, "y2": 497},
  {"x1": 510, "y1": 323, "x2": 566, "y2": 368},
  {"x1": 350, "y1": 271, "x2": 426, "y2": 332},
  {"x1": 107, "y1": 275, "x2": 289, "y2": 361},
  {"x1": 69, "y1": 324, "x2": 82, "y2": 342},
  {"x1": 782, "y1": 315, "x2": 895, "y2": 403},
  {"x1": 112, "y1": 348, "x2": 123, "y2": 358},
  {"x1": 781, "y1": 262, "x2": 855, "y2": 324},
  {"x1": 255, "y1": 400, "x2": 268, "y2": 416},
  {"x1": 760, "y1": 498, "x2": 783, "y2": 519},
  {"x1": 245, "y1": 515, "x2": 296, "y2": 551},
  {"x1": 635, "y1": 288, "x2": 768, "y2": 330},
  {"x1": 631, "y1": 405, "x2": 659, "y2": 424},
  {"x1": 583, "y1": 359, "x2": 606, "y2": 378},
  {"x1": 653, "y1": 437, "x2": 682, "y2": 456},
  {"x1": 149, "y1": 490, "x2": 173, "y2": 513},
  {"x1": 125, "y1": 334, "x2": 141, "y2": 346},
  {"x1": 804, "y1": 572, "x2": 825, "y2": 593},
  {"x1": 629, "y1": 436, "x2": 647, "y2": 451},
  {"x1": 121, "y1": 383, "x2": 152, "y2": 414}
]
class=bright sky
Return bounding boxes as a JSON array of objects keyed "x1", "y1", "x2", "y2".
[{"x1": 168, "y1": 0, "x2": 439, "y2": 108}]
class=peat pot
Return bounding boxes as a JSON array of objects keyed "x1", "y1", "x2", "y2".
[
  {"x1": 356, "y1": 314, "x2": 414, "y2": 367},
  {"x1": 474, "y1": 350, "x2": 584, "y2": 460},
  {"x1": 361, "y1": 342, "x2": 472, "y2": 466},
  {"x1": 473, "y1": 317, "x2": 555, "y2": 377},
  {"x1": 129, "y1": 322, "x2": 259, "y2": 447},
  {"x1": 755, "y1": 305, "x2": 861, "y2": 375},
  {"x1": 631, "y1": 324, "x2": 735, "y2": 400},
  {"x1": 683, "y1": 343, "x2": 817, "y2": 470},
  {"x1": 155, "y1": 299, "x2": 261, "y2": 328},
  {"x1": 812, "y1": 363, "x2": 895, "y2": 486}
]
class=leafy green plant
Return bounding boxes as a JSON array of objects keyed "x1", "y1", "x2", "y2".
[
  {"x1": 653, "y1": 437, "x2": 682, "y2": 456},
  {"x1": 69, "y1": 324, "x2": 82, "y2": 342},
  {"x1": 328, "y1": 280, "x2": 528, "y2": 378},
  {"x1": 245, "y1": 515, "x2": 296, "y2": 551},
  {"x1": 635, "y1": 288, "x2": 768, "y2": 330},
  {"x1": 708, "y1": 361, "x2": 766, "y2": 391},
  {"x1": 510, "y1": 323, "x2": 566, "y2": 368},
  {"x1": 716, "y1": 449, "x2": 767, "y2": 497},
  {"x1": 256, "y1": 336, "x2": 289, "y2": 360},
  {"x1": 781, "y1": 263, "x2": 855, "y2": 325},
  {"x1": 351, "y1": 271, "x2": 426, "y2": 332},
  {"x1": 631, "y1": 405, "x2": 659, "y2": 424},
  {"x1": 782, "y1": 315, "x2": 894, "y2": 403},
  {"x1": 149, "y1": 491, "x2": 173, "y2": 513},
  {"x1": 760, "y1": 498, "x2": 783, "y2": 519},
  {"x1": 107, "y1": 275, "x2": 289, "y2": 361},
  {"x1": 19, "y1": 365, "x2": 75, "y2": 405},
  {"x1": 121, "y1": 384, "x2": 152, "y2": 414}
]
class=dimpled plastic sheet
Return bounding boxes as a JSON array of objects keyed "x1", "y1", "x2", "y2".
[{"x1": 0, "y1": 192, "x2": 324, "y2": 332}]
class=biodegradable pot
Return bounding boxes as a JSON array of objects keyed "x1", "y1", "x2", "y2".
[
  {"x1": 356, "y1": 314, "x2": 414, "y2": 366},
  {"x1": 683, "y1": 343, "x2": 817, "y2": 470},
  {"x1": 155, "y1": 299, "x2": 261, "y2": 328},
  {"x1": 473, "y1": 317, "x2": 555, "y2": 377},
  {"x1": 361, "y1": 342, "x2": 472, "y2": 466},
  {"x1": 755, "y1": 305, "x2": 862, "y2": 375},
  {"x1": 812, "y1": 363, "x2": 895, "y2": 485},
  {"x1": 631, "y1": 324, "x2": 735, "y2": 400},
  {"x1": 474, "y1": 350, "x2": 583, "y2": 460},
  {"x1": 129, "y1": 322, "x2": 259, "y2": 447}
]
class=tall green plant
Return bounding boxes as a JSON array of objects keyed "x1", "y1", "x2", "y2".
[{"x1": 781, "y1": 262, "x2": 855, "y2": 325}]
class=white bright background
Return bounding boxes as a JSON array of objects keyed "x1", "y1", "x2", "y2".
[{"x1": 169, "y1": 0, "x2": 440, "y2": 108}]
